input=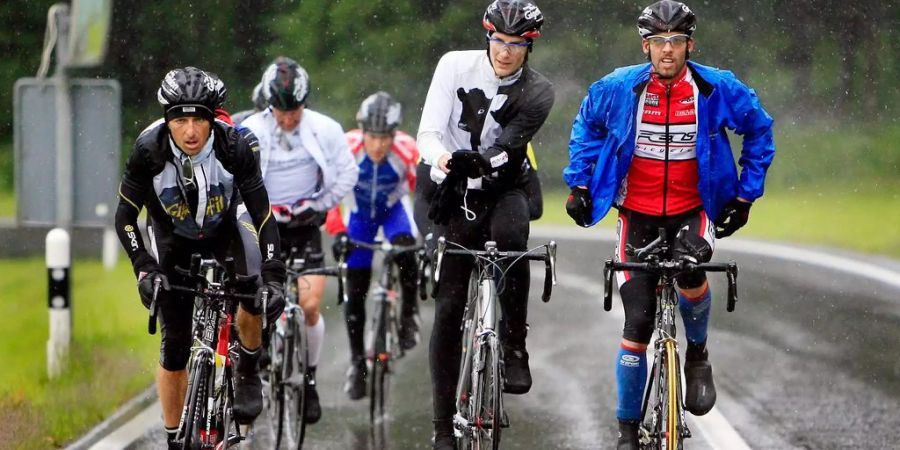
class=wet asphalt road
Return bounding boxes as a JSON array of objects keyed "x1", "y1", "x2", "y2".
[{"x1": 126, "y1": 228, "x2": 900, "y2": 449}]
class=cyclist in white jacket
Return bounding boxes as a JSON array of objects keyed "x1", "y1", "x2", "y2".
[{"x1": 242, "y1": 57, "x2": 359, "y2": 424}]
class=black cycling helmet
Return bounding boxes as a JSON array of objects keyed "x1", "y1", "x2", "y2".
[
  {"x1": 251, "y1": 81, "x2": 267, "y2": 111},
  {"x1": 262, "y1": 57, "x2": 310, "y2": 110},
  {"x1": 482, "y1": 0, "x2": 544, "y2": 39},
  {"x1": 208, "y1": 72, "x2": 227, "y2": 108},
  {"x1": 357, "y1": 91, "x2": 402, "y2": 134},
  {"x1": 157, "y1": 66, "x2": 218, "y2": 122},
  {"x1": 637, "y1": 0, "x2": 697, "y2": 38}
]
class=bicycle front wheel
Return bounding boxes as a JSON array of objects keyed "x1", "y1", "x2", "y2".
[
  {"x1": 180, "y1": 356, "x2": 212, "y2": 450},
  {"x1": 470, "y1": 336, "x2": 503, "y2": 450},
  {"x1": 283, "y1": 312, "x2": 308, "y2": 449},
  {"x1": 649, "y1": 340, "x2": 683, "y2": 450},
  {"x1": 265, "y1": 322, "x2": 286, "y2": 448},
  {"x1": 369, "y1": 297, "x2": 390, "y2": 424}
]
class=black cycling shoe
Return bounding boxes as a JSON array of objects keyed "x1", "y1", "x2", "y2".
[
  {"x1": 233, "y1": 346, "x2": 263, "y2": 424},
  {"x1": 398, "y1": 313, "x2": 420, "y2": 351},
  {"x1": 432, "y1": 419, "x2": 456, "y2": 450},
  {"x1": 344, "y1": 358, "x2": 368, "y2": 400},
  {"x1": 617, "y1": 420, "x2": 640, "y2": 450},
  {"x1": 684, "y1": 348, "x2": 716, "y2": 416},
  {"x1": 502, "y1": 345, "x2": 532, "y2": 394},
  {"x1": 304, "y1": 366, "x2": 322, "y2": 424}
]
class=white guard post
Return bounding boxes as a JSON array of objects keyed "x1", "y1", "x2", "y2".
[{"x1": 46, "y1": 228, "x2": 71, "y2": 379}]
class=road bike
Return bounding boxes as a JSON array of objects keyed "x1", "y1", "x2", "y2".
[
  {"x1": 265, "y1": 244, "x2": 346, "y2": 450},
  {"x1": 603, "y1": 228, "x2": 738, "y2": 450},
  {"x1": 344, "y1": 238, "x2": 424, "y2": 425},
  {"x1": 148, "y1": 254, "x2": 257, "y2": 450},
  {"x1": 432, "y1": 237, "x2": 557, "y2": 450}
]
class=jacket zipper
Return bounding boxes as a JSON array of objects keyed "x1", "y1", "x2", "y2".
[
  {"x1": 370, "y1": 162, "x2": 378, "y2": 219},
  {"x1": 663, "y1": 84, "x2": 671, "y2": 216}
]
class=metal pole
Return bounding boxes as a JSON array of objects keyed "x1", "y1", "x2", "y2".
[
  {"x1": 54, "y1": 4, "x2": 73, "y2": 230},
  {"x1": 46, "y1": 228, "x2": 71, "y2": 379}
]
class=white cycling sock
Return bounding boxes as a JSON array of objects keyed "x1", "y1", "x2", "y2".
[{"x1": 307, "y1": 316, "x2": 325, "y2": 368}]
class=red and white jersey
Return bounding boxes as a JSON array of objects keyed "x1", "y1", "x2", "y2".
[
  {"x1": 345, "y1": 129, "x2": 418, "y2": 192},
  {"x1": 619, "y1": 67, "x2": 703, "y2": 216}
]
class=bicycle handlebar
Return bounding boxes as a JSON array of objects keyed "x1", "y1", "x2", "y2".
[
  {"x1": 603, "y1": 259, "x2": 739, "y2": 312},
  {"x1": 432, "y1": 237, "x2": 558, "y2": 303}
]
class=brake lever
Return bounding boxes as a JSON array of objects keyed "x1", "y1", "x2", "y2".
[
  {"x1": 148, "y1": 277, "x2": 162, "y2": 335},
  {"x1": 603, "y1": 260, "x2": 613, "y2": 311}
]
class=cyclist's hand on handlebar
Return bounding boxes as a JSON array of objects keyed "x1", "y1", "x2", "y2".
[
  {"x1": 332, "y1": 232, "x2": 349, "y2": 261},
  {"x1": 565, "y1": 186, "x2": 592, "y2": 227},
  {"x1": 714, "y1": 198, "x2": 751, "y2": 238},
  {"x1": 254, "y1": 281, "x2": 285, "y2": 322},
  {"x1": 138, "y1": 271, "x2": 169, "y2": 310}
]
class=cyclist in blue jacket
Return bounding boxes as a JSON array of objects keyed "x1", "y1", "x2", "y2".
[{"x1": 563, "y1": 2, "x2": 775, "y2": 448}]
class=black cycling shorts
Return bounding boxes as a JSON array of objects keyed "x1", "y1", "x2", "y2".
[
  {"x1": 277, "y1": 223, "x2": 324, "y2": 269},
  {"x1": 148, "y1": 211, "x2": 260, "y2": 371},
  {"x1": 614, "y1": 207, "x2": 715, "y2": 343}
]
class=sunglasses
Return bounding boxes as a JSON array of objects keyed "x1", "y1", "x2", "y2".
[
  {"x1": 646, "y1": 34, "x2": 690, "y2": 48},
  {"x1": 487, "y1": 37, "x2": 531, "y2": 54}
]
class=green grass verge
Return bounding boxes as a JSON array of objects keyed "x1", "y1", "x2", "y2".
[
  {"x1": 0, "y1": 189, "x2": 14, "y2": 218},
  {"x1": 538, "y1": 184, "x2": 900, "y2": 258},
  {"x1": 0, "y1": 257, "x2": 157, "y2": 449}
]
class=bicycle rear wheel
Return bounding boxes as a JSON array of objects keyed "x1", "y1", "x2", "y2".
[
  {"x1": 369, "y1": 297, "x2": 390, "y2": 424},
  {"x1": 283, "y1": 312, "x2": 308, "y2": 449}
]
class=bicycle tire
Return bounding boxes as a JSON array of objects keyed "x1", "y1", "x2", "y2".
[
  {"x1": 644, "y1": 340, "x2": 683, "y2": 450},
  {"x1": 219, "y1": 363, "x2": 243, "y2": 449},
  {"x1": 283, "y1": 312, "x2": 308, "y2": 449},
  {"x1": 181, "y1": 356, "x2": 211, "y2": 450},
  {"x1": 663, "y1": 340, "x2": 683, "y2": 450},
  {"x1": 369, "y1": 296, "x2": 389, "y2": 424},
  {"x1": 266, "y1": 322, "x2": 287, "y2": 449}
]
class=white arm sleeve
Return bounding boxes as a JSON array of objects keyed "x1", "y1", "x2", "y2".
[{"x1": 417, "y1": 53, "x2": 456, "y2": 167}]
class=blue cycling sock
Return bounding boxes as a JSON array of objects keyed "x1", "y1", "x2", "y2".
[
  {"x1": 616, "y1": 345, "x2": 647, "y2": 421},
  {"x1": 678, "y1": 286, "x2": 712, "y2": 345}
]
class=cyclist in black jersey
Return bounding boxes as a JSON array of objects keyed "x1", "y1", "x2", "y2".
[
  {"x1": 115, "y1": 67, "x2": 286, "y2": 449},
  {"x1": 417, "y1": 2, "x2": 554, "y2": 448}
]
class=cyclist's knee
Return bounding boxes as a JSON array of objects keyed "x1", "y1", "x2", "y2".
[{"x1": 676, "y1": 271, "x2": 707, "y2": 290}]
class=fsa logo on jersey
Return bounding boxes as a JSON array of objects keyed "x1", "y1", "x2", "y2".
[
  {"x1": 644, "y1": 93, "x2": 659, "y2": 107},
  {"x1": 679, "y1": 96, "x2": 694, "y2": 104}
]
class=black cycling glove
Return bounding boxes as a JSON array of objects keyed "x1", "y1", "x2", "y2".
[
  {"x1": 565, "y1": 187, "x2": 592, "y2": 227},
  {"x1": 448, "y1": 150, "x2": 491, "y2": 179},
  {"x1": 290, "y1": 200, "x2": 326, "y2": 228},
  {"x1": 331, "y1": 232, "x2": 349, "y2": 261},
  {"x1": 428, "y1": 171, "x2": 467, "y2": 226},
  {"x1": 714, "y1": 198, "x2": 752, "y2": 238},
  {"x1": 133, "y1": 253, "x2": 169, "y2": 309}
]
